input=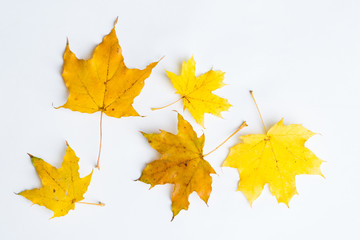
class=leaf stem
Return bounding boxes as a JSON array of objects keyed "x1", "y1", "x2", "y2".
[
  {"x1": 77, "y1": 201, "x2": 105, "y2": 206},
  {"x1": 203, "y1": 121, "x2": 248, "y2": 157},
  {"x1": 249, "y1": 90, "x2": 267, "y2": 134},
  {"x1": 96, "y1": 111, "x2": 104, "y2": 170},
  {"x1": 152, "y1": 97, "x2": 183, "y2": 111}
]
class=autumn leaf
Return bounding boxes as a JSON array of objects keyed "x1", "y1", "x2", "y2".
[
  {"x1": 60, "y1": 19, "x2": 159, "y2": 117},
  {"x1": 18, "y1": 143, "x2": 96, "y2": 218},
  {"x1": 153, "y1": 57, "x2": 231, "y2": 127},
  {"x1": 139, "y1": 113, "x2": 246, "y2": 219},
  {"x1": 222, "y1": 91, "x2": 324, "y2": 205},
  {"x1": 58, "y1": 18, "x2": 160, "y2": 168}
]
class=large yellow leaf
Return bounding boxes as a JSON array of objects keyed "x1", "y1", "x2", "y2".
[
  {"x1": 18, "y1": 144, "x2": 93, "y2": 218},
  {"x1": 60, "y1": 20, "x2": 159, "y2": 117},
  {"x1": 222, "y1": 119, "x2": 324, "y2": 206},
  {"x1": 165, "y1": 57, "x2": 231, "y2": 126},
  {"x1": 139, "y1": 114, "x2": 216, "y2": 219}
]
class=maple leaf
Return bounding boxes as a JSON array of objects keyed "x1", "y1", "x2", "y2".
[
  {"x1": 18, "y1": 143, "x2": 94, "y2": 218},
  {"x1": 60, "y1": 19, "x2": 159, "y2": 118},
  {"x1": 139, "y1": 113, "x2": 247, "y2": 219},
  {"x1": 58, "y1": 18, "x2": 160, "y2": 168},
  {"x1": 222, "y1": 91, "x2": 324, "y2": 205},
  {"x1": 154, "y1": 57, "x2": 231, "y2": 127},
  {"x1": 139, "y1": 114, "x2": 215, "y2": 219}
]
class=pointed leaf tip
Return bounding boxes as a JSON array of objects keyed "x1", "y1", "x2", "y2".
[{"x1": 158, "y1": 56, "x2": 165, "y2": 62}]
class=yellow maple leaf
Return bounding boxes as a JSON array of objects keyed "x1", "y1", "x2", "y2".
[
  {"x1": 58, "y1": 19, "x2": 160, "y2": 168},
  {"x1": 18, "y1": 144, "x2": 94, "y2": 218},
  {"x1": 155, "y1": 57, "x2": 231, "y2": 127},
  {"x1": 60, "y1": 19, "x2": 159, "y2": 118},
  {"x1": 222, "y1": 92, "x2": 324, "y2": 206},
  {"x1": 139, "y1": 114, "x2": 216, "y2": 219}
]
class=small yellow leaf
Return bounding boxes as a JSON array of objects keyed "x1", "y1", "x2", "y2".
[
  {"x1": 60, "y1": 21, "x2": 159, "y2": 118},
  {"x1": 18, "y1": 144, "x2": 93, "y2": 218},
  {"x1": 139, "y1": 114, "x2": 216, "y2": 219},
  {"x1": 165, "y1": 57, "x2": 231, "y2": 126},
  {"x1": 223, "y1": 119, "x2": 324, "y2": 206}
]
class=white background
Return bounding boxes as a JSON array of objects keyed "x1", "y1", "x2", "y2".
[{"x1": 0, "y1": 0, "x2": 359, "y2": 239}]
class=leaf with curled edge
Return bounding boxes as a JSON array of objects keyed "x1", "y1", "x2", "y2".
[{"x1": 138, "y1": 114, "x2": 216, "y2": 219}]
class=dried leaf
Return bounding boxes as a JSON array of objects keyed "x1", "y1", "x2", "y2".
[
  {"x1": 58, "y1": 19, "x2": 160, "y2": 168},
  {"x1": 18, "y1": 144, "x2": 93, "y2": 218},
  {"x1": 139, "y1": 114, "x2": 216, "y2": 219},
  {"x1": 60, "y1": 20, "x2": 159, "y2": 118}
]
